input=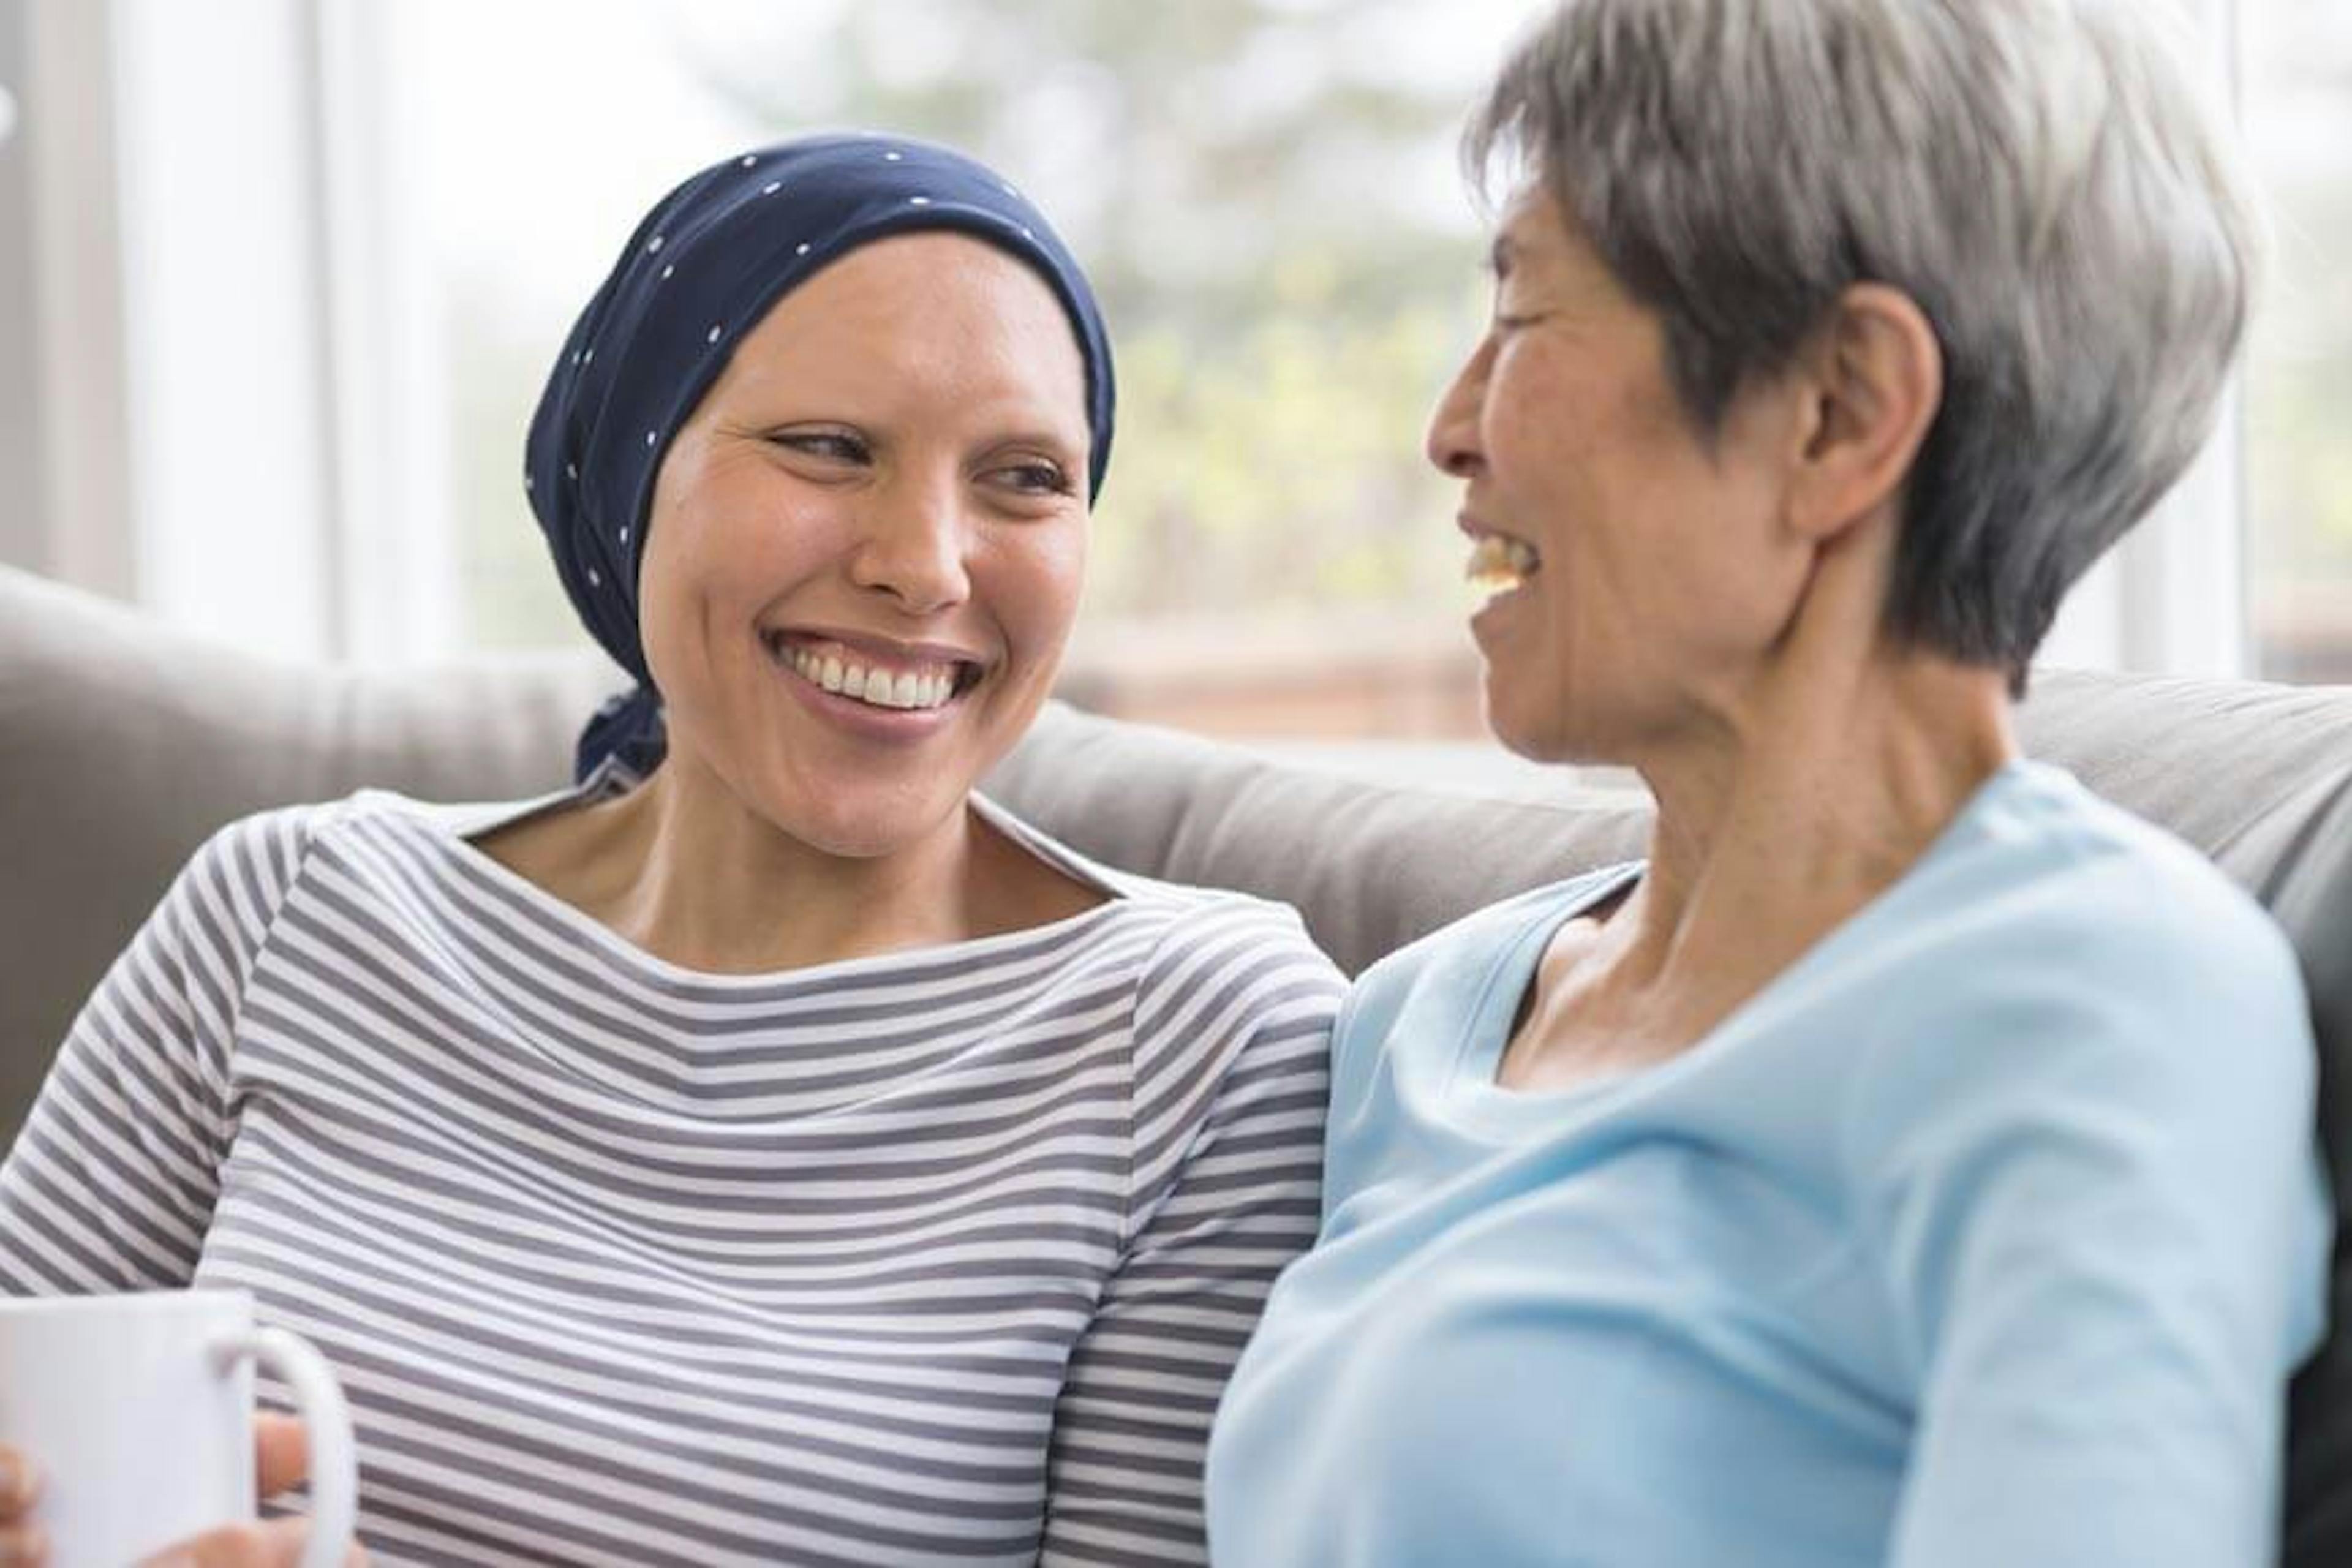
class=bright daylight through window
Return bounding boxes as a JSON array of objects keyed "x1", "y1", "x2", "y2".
[
  {"x1": 398, "y1": 0, "x2": 1529, "y2": 742},
  {"x1": 2243, "y1": 0, "x2": 2352, "y2": 682},
  {"x1": 144, "y1": 0, "x2": 2343, "y2": 737}
]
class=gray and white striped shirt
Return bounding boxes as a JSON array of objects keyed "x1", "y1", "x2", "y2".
[{"x1": 0, "y1": 788, "x2": 1341, "y2": 1565}]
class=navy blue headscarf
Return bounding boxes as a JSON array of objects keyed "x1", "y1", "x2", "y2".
[{"x1": 525, "y1": 133, "x2": 1117, "y2": 782}]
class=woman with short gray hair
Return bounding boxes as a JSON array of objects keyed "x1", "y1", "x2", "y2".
[{"x1": 1207, "y1": 1, "x2": 2328, "y2": 1562}]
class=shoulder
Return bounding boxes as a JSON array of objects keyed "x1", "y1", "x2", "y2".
[
  {"x1": 1129, "y1": 885, "x2": 1347, "y2": 1038},
  {"x1": 1841, "y1": 763, "x2": 2311, "y2": 1165},
  {"x1": 1868, "y1": 761, "x2": 2299, "y2": 1022},
  {"x1": 1115, "y1": 888, "x2": 1341, "y2": 1202},
  {"x1": 970, "y1": 790, "x2": 1348, "y2": 1014},
  {"x1": 172, "y1": 788, "x2": 570, "y2": 924},
  {"x1": 138, "y1": 799, "x2": 366, "y2": 974},
  {"x1": 175, "y1": 799, "x2": 347, "y2": 901}
]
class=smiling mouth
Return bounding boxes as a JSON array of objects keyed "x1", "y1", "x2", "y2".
[
  {"x1": 1464, "y1": 533, "x2": 1541, "y2": 600},
  {"x1": 760, "y1": 632, "x2": 984, "y2": 714}
]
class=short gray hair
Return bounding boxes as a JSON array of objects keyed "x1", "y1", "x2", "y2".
[{"x1": 1466, "y1": 0, "x2": 2259, "y2": 686}]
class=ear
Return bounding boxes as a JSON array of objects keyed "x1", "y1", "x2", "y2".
[{"x1": 1784, "y1": 284, "x2": 1943, "y2": 544}]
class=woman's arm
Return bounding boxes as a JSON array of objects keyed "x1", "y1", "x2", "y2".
[
  {"x1": 1039, "y1": 906, "x2": 1343, "y2": 1566},
  {"x1": 1855, "y1": 886, "x2": 2330, "y2": 1568},
  {"x1": 0, "y1": 809, "x2": 313, "y2": 1294}
]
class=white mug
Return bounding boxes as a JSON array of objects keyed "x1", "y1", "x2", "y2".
[{"x1": 0, "y1": 1289, "x2": 357, "y2": 1567}]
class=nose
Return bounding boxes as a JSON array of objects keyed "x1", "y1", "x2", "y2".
[
  {"x1": 1425, "y1": 334, "x2": 1494, "y2": 480},
  {"x1": 849, "y1": 475, "x2": 971, "y2": 616}
]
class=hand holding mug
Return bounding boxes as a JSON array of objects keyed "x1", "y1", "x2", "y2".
[
  {"x1": 0, "y1": 1416, "x2": 362, "y2": 1566},
  {"x1": 0, "y1": 1292, "x2": 360, "y2": 1566}
]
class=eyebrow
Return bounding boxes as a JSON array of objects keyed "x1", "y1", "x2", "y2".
[
  {"x1": 1488, "y1": 234, "x2": 1518, "y2": 279},
  {"x1": 980, "y1": 428, "x2": 1089, "y2": 463}
]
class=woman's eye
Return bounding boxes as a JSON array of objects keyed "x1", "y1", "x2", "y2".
[
  {"x1": 993, "y1": 462, "x2": 1076, "y2": 497},
  {"x1": 775, "y1": 431, "x2": 869, "y2": 463}
]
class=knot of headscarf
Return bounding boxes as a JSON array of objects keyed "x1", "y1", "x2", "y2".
[{"x1": 524, "y1": 132, "x2": 1117, "y2": 783}]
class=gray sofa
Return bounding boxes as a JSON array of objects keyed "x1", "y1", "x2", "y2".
[{"x1": 6, "y1": 560, "x2": 2352, "y2": 1561}]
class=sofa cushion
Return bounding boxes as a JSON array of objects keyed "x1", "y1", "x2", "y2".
[
  {"x1": 986, "y1": 701, "x2": 1652, "y2": 978},
  {"x1": 0, "y1": 566, "x2": 620, "y2": 1131},
  {"x1": 994, "y1": 668, "x2": 2352, "y2": 972}
]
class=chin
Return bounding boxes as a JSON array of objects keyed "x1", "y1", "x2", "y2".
[
  {"x1": 1481, "y1": 672, "x2": 1575, "y2": 766},
  {"x1": 777, "y1": 790, "x2": 964, "y2": 861},
  {"x1": 1482, "y1": 662, "x2": 1645, "y2": 769},
  {"x1": 1490, "y1": 718, "x2": 1578, "y2": 767},
  {"x1": 709, "y1": 745, "x2": 962, "y2": 860}
]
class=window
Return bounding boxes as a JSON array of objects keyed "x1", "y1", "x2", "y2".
[
  {"x1": 10, "y1": 0, "x2": 2338, "y2": 734},
  {"x1": 2242, "y1": 0, "x2": 2352, "y2": 682},
  {"x1": 382, "y1": 0, "x2": 1529, "y2": 739}
]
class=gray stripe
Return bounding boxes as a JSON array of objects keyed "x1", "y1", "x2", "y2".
[
  {"x1": 369, "y1": 811, "x2": 1150, "y2": 1006},
  {"x1": 235, "y1": 1121, "x2": 1126, "y2": 1278},
  {"x1": 1136, "y1": 955, "x2": 1338, "y2": 1125},
  {"x1": 295, "y1": 1330, "x2": 1060, "y2": 1499},
  {"x1": 0, "y1": 1156, "x2": 156, "y2": 1291},
  {"x1": 344, "y1": 813, "x2": 1166, "y2": 1047},
  {"x1": 270, "y1": 873, "x2": 1151, "y2": 1104},
  {"x1": 226, "y1": 1193, "x2": 1103, "y2": 1370},
  {"x1": 357, "y1": 1490, "x2": 637, "y2": 1568},
  {"x1": 6, "y1": 1109, "x2": 196, "y2": 1279},
  {"x1": 238, "y1": 980, "x2": 1141, "y2": 1178},
  {"x1": 27, "y1": 1063, "x2": 213, "y2": 1238},
  {"x1": 336, "y1": 1386, "x2": 1049, "y2": 1561},
  {"x1": 165, "y1": 852, "x2": 245, "y2": 1036},
  {"x1": 230, "y1": 1046, "x2": 1134, "y2": 1230}
]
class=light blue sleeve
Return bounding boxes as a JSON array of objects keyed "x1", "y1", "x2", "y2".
[{"x1": 1847, "y1": 876, "x2": 2330, "y2": 1568}]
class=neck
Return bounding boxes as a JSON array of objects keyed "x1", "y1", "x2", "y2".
[
  {"x1": 1630, "y1": 651, "x2": 2015, "y2": 952},
  {"x1": 1597, "y1": 520, "x2": 2018, "y2": 1005},
  {"x1": 571, "y1": 754, "x2": 992, "y2": 975}
]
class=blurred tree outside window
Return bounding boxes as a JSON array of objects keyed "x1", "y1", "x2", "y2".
[
  {"x1": 406, "y1": 0, "x2": 1523, "y2": 741},
  {"x1": 401, "y1": 0, "x2": 2349, "y2": 737}
]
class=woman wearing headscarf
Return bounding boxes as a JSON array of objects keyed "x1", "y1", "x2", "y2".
[
  {"x1": 0, "y1": 135, "x2": 1340, "y2": 1566},
  {"x1": 1207, "y1": 2, "x2": 2329, "y2": 1564}
]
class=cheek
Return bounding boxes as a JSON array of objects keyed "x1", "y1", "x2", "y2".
[
  {"x1": 650, "y1": 468, "x2": 836, "y2": 608},
  {"x1": 1485, "y1": 358, "x2": 1604, "y2": 507},
  {"x1": 632, "y1": 522, "x2": 693, "y2": 676},
  {"x1": 1632, "y1": 463, "x2": 1801, "y2": 652},
  {"x1": 987, "y1": 524, "x2": 1088, "y2": 660},
  {"x1": 635, "y1": 470, "x2": 826, "y2": 696}
]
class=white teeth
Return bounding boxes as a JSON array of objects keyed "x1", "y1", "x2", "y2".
[{"x1": 774, "y1": 639, "x2": 961, "y2": 711}]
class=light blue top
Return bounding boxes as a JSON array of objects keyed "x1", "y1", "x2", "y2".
[{"x1": 1205, "y1": 760, "x2": 2331, "y2": 1567}]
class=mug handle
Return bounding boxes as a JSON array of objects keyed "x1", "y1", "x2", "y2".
[{"x1": 210, "y1": 1327, "x2": 358, "y2": 1568}]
